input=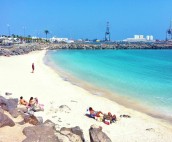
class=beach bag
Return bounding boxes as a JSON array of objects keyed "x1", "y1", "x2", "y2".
[
  {"x1": 104, "y1": 119, "x2": 110, "y2": 125},
  {"x1": 27, "y1": 107, "x2": 34, "y2": 115}
]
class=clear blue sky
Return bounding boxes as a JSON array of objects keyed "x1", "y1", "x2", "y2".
[{"x1": 0, "y1": 0, "x2": 172, "y2": 40}]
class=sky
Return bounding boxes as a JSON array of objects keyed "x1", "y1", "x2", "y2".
[{"x1": 0, "y1": 0, "x2": 172, "y2": 40}]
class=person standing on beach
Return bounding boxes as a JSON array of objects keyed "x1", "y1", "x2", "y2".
[{"x1": 32, "y1": 63, "x2": 35, "y2": 73}]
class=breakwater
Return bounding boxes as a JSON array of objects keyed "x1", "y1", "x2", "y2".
[
  {"x1": 48, "y1": 42, "x2": 172, "y2": 50},
  {"x1": 0, "y1": 41, "x2": 172, "y2": 56}
]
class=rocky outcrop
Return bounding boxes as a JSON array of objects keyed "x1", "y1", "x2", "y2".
[
  {"x1": 44, "y1": 119, "x2": 56, "y2": 129},
  {"x1": 0, "y1": 44, "x2": 43, "y2": 56},
  {"x1": 23, "y1": 124, "x2": 84, "y2": 142},
  {"x1": 0, "y1": 108, "x2": 4, "y2": 113},
  {"x1": 9, "y1": 108, "x2": 21, "y2": 118},
  {"x1": 59, "y1": 126, "x2": 85, "y2": 142},
  {"x1": 0, "y1": 112, "x2": 15, "y2": 127},
  {"x1": 22, "y1": 124, "x2": 59, "y2": 142},
  {"x1": 89, "y1": 125, "x2": 112, "y2": 142},
  {"x1": 1, "y1": 41, "x2": 172, "y2": 57},
  {"x1": 23, "y1": 115, "x2": 42, "y2": 125},
  {"x1": 0, "y1": 96, "x2": 18, "y2": 112}
]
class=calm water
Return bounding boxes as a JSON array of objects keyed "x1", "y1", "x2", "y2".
[{"x1": 45, "y1": 49, "x2": 172, "y2": 118}]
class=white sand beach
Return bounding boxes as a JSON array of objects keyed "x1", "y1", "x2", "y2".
[{"x1": 0, "y1": 50, "x2": 172, "y2": 142}]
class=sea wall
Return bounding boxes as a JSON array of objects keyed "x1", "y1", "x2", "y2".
[{"x1": 1, "y1": 42, "x2": 172, "y2": 56}]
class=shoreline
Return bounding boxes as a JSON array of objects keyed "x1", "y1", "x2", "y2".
[
  {"x1": 0, "y1": 50, "x2": 172, "y2": 141},
  {"x1": 44, "y1": 50, "x2": 172, "y2": 125}
]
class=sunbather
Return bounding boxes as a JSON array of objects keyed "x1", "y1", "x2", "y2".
[
  {"x1": 28, "y1": 97, "x2": 44, "y2": 112},
  {"x1": 103, "y1": 112, "x2": 116, "y2": 124},
  {"x1": 87, "y1": 107, "x2": 103, "y2": 119},
  {"x1": 108, "y1": 112, "x2": 116, "y2": 122},
  {"x1": 28, "y1": 97, "x2": 36, "y2": 107},
  {"x1": 19, "y1": 96, "x2": 28, "y2": 106}
]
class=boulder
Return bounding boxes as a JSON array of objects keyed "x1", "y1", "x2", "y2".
[
  {"x1": 0, "y1": 112, "x2": 15, "y2": 127},
  {"x1": 17, "y1": 107, "x2": 28, "y2": 114},
  {"x1": 0, "y1": 96, "x2": 18, "y2": 111},
  {"x1": 9, "y1": 109, "x2": 20, "y2": 118},
  {"x1": 0, "y1": 96, "x2": 7, "y2": 110},
  {"x1": 22, "y1": 125, "x2": 59, "y2": 142},
  {"x1": 0, "y1": 108, "x2": 4, "y2": 113},
  {"x1": 60, "y1": 126, "x2": 85, "y2": 142},
  {"x1": 24, "y1": 115, "x2": 40, "y2": 125},
  {"x1": 44, "y1": 119, "x2": 55, "y2": 129},
  {"x1": 58, "y1": 105, "x2": 71, "y2": 113},
  {"x1": 5, "y1": 92, "x2": 12, "y2": 96},
  {"x1": 6, "y1": 98, "x2": 18, "y2": 111},
  {"x1": 89, "y1": 125, "x2": 112, "y2": 142},
  {"x1": 71, "y1": 126, "x2": 85, "y2": 142}
]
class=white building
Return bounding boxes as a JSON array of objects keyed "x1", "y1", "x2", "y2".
[
  {"x1": 149, "y1": 35, "x2": 154, "y2": 40},
  {"x1": 50, "y1": 37, "x2": 74, "y2": 43},
  {"x1": 123, "y1": 35, "x2": 154, "y2": 42},
  {"x1": 146, "y1": 35, "x2": 154, "y2": 41},
  {"x1": 50, "y1": 37, "x2": 68, "y2": 43}
]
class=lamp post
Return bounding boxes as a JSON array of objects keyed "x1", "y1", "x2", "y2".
[
  {"x1": 23, "y1": 26, "x2": 26, "y2": 37},
  {"x1": 7, "y1": 24, "x2": 10, "y2": 37}
]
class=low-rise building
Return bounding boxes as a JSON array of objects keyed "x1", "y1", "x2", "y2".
[{"x1": 123, "y1": 35, "x2": 155, "y2": 42}]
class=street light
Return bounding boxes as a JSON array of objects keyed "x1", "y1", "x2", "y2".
[
  {"x1": 7, "y1": 24, "x2": 10, "y2": 37},
  {"x1": 22, "y1": 26, "x2": 26, "y2": 37}
]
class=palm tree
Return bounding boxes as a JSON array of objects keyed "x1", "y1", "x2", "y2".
[
  {"x1": 44, "y1": 30, "x2": 49, "y2": 42},
  {"x1": 11, "y1": 34, "x2": 16, "y2": 38}
]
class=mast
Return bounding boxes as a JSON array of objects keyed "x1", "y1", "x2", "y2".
[
  {"x1": 166, "y1": 20, "x2": 172, "y2": 40},
  {"x1": 105, "y1": 22, "x2": 110, "y2": 41}
]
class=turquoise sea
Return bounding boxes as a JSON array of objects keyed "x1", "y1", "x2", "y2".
[{"x1": 45, "y1": 49, "x2": 172, "y2": 121}]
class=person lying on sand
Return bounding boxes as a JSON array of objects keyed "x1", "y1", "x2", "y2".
[
  {"x1": 86, "y1": 107, "x2": 103, "y2": 119},
  {"x1": 86, "y1": 107, "x2": 117, "y2": 124},
  {"x1": 103, "y1": 112, "x2": 116, "y2": 124},
  {"x1": 19, "y1": 96, "x2": 28, "y2": 106}
]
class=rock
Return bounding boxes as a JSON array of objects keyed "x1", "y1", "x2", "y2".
[
  {"x1": 55, "y1": 132, "x2": 70, "y2": 142},
  {"x1": 71, "y1": 126, "x2": 85, "y2": 142},
  {"x1": 22, "y1": 125, "x2": 59, "y2": 142},
  {"x1": 0, "y1": 112, "x2": 15, "y2": 127},
  {"x1": 7, "y1": 98, "x2": 18, "y2": 111},
  {"x1": 5, "y1": 92, "x2": 12, "y2": 96},
  {"x1": 0, "y1": 108, "x2": 4, "y2": 113},
  {"x1": 24, "y1": 114, "x2": 40, "y2": 125},
  {"x1": 9, "y1": 109, "x2": 20, "y2": 118},
  {"x1": 146, "y1": 128, "x2": 155, "y2": 132},
  {"x1": 89, "y1": 125, "x2": 112, "y2": 142},
  {"x1": 17, "y1": 107, "x2": 28, "y2": 114},
  {"x1": 58, "y1": 105, "x2": 71, "y2": 113},
  {"x1": 36, "y1": 116, "x2": 43, "y2": 124},
  {"x1": 0, "y1": 96, "x2": 8, "y2": 110},
  {"x1": 44, "y1": 119, "x2": 55, "y2": 129},
  {"x1": 0, "y1": 96, "x2": 18, "y2": 111},
  {"x1": 60, "y1": 126, "x2": 85, "y2": 142}
]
